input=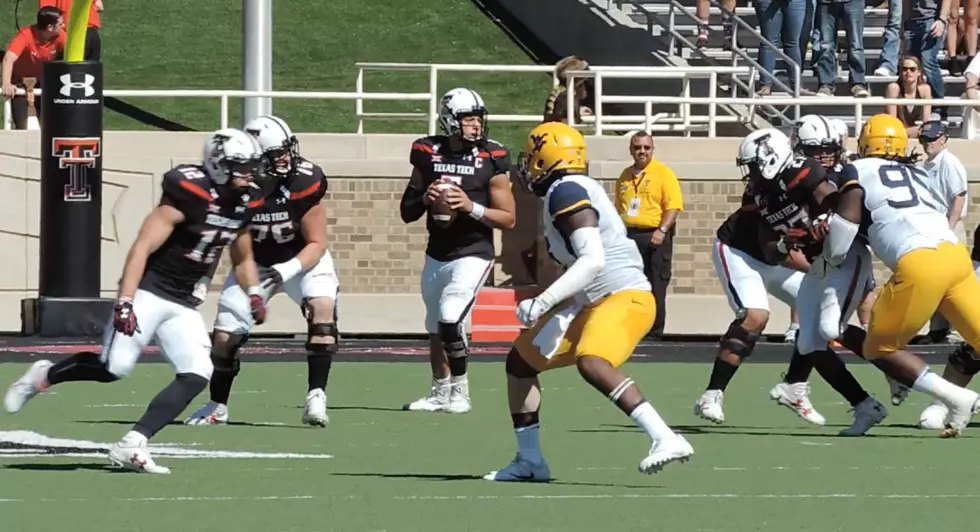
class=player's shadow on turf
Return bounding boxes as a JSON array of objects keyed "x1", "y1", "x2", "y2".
[
  {"x1": 571, "y1": 424, "x2": 929, "y2": 439},
  {"x1": 4, "y1": 463, "x2": 128, "y2": 473},
  {"x1": 324, "y1": 405, "x2": 407, "y2": 412},
  {"x1": 331, "y1": 472, "x2": 658, "y2": 489},
  {"x1": 77, "y1": 419, "x2": 305, "y2": 428}
]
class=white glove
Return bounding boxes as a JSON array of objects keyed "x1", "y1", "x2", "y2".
[
  {"x1": 809, "y1": 256, "x2": 830, "y2": 279},
  {"x1": 190, "y1": 277, "x2": 210, "y2": 305},
  {"x1": 516, "y1": 298, "x2": 548, "y2": 327}
]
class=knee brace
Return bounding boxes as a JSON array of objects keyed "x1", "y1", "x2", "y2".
[
  {"x1": 438, "y1": 320, "x2": 467, "y2": 358},
  {"x1": 948, "y1": 343, "x2": 980, "y2": 376},
  {"x1": 306, "y1": 321, "x2": 339, "y2": 354},
  {"x1": 211, "y1": 333, "x2": 247, "y2": 376},
  {"x1": 719, "y1": 318, "x2": 761, "y2": 358}
]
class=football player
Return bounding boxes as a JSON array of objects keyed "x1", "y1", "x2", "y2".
[
  {"x1": 738, "y1": 128, "x2": 884, "y2": 436},
  {"x1": 183, "y1": 115, "x2": 337, "y2": 428},
  {"x1": 824, "y1": 113, "x2": 980, "y2": 437},
  {"x1": 399, "y1": 88, "x2": 516, "y2": 414},
  {"x1": 693, "y1": 177, "x2": 818, "y2": 425},
  {"x1": 3, "y1": 129, "x2": 269, "y2": 474},
  {"x1": 483, "y1": 122, "x2": 692, "y2": 482}
]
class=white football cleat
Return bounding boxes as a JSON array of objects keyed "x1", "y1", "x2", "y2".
[
  {"x1": 446, "y1": 378, "x2": 471, "y2": 414},
  {"x1": 483, "y1": 454, "x2": 551, "y2": 482},
  {"x1": 108, "y1": 439, "x2": 171, "y2": 475},
  {"x1": 769, "y1": 381, "x2": 826, "y2": 425},
  {"x1": 4, "y1": 360, "x2": 53, "y2": 414},
  {"x1": 918, "y1": 401, "x2": 948, "y2": 430},
  {"x1": 693, "y1": 390, "x2": 725, "y2": 424},
  {"x1": 940, "y1": 391, "x2": 980, "y2": 438},
  {"x1": 403, "y1": 379, "x2": 450, "y2": 412},
  {"x1": 638, "y1": 435, "x2": 694, "y2": 475},
  {"x1": 302, "y1": 389, "x2": 329, "y2": 427},
  {"x1": 886, "y1": 375, "x2": 910, "y2": 406},
  {"x1": 839, "y1": 396, "x2": 888, "y2": 436},
  {"x1": 183, "y1": 401, "x2": 228, "y2": 425}
]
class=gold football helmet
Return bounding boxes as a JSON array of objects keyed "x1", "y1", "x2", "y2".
[
  {"x1": 518, "y1": 121, "x2": 587, "y2": 196},
  {"x1": 858, "y1": 114, "x2": 908, "y2": 158}
]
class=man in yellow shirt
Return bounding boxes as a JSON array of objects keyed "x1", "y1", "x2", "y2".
[{"x1": 615, "y1": 132, "x2": 684, "y2": 338}]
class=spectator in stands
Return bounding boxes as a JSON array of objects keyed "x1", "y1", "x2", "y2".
[
  {"x1": 543, "y1": 55, "x2": 593, "y2": 123},
  {"x1": 815, "y1": 0, "x2": 869, "y2": 97},
  {"x1": 754, "y1": 0, "x2": 805, "y2": 96},
  {"x1": 873, "y1": 0, "x2": 903, "y2": 76},
  {"x1": 884, "y1": 56, "x2": 932, "y2": 137},
  {"x1": 905, "y1": 0, "x2": 950, "y2": 118},
  {"x1": 944, "y1": 0, "x2": 976, "y2": 75},
  {"x1": 615, "y1": 132, "x2": 683, "y2": 339},
  {"x1": 39, "y1": 1, "x2": 102, "y2": 60},
  {"x1": 962, "y1": 54, "x2": 980, "y2": 136},
  {"x1": 918, "y1": 121, "x2": 968, "y2": 343},
  {"x1": 1, "y1": 6, "x2": 65, "y2": 130},
  {"x1": 696, "y1": 0, "x2": 739, "y2": 49}
]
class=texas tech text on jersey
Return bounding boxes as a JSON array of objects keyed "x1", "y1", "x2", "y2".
[
  {"x1": 752, "y1": 156, "x2": 828, "y2": 260},
  {"x1": 139, "y1": 164, "x2": 265, "y2": 308},
  {"x1": 410, "y1": 135, "x2": 510, "y2": 261},
  {"x1": 248, "y1": 157, "x2": 329, "y2": 267}
]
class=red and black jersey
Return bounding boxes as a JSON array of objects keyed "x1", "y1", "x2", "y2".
[
  {"x1": 751, "y1": 156, "x2": 829, "y2": 260},
  {"x1": 410, "y1": 135, "x2": 511, "y2": 262},
  {"x1": 716, "y1": 185, "x2": 778, "y2": 265},
  {"x1": 139, "y1": 165, "x2": 264, "y2": 308},
  {"x1": 249, "y1": 157, "x2": 328, "y2": 267}
]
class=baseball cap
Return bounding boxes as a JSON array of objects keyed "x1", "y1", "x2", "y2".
[{"x1": 919, "y1": 120, "x2": 948, "y2": 142}]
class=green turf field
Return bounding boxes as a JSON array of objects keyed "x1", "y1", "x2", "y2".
[
  {"x1": 8, "y1": 0, "x2": 549, "y2": 148},
  {"x1": 0, "y1": 361, "x2": 976, "y2": 532}
]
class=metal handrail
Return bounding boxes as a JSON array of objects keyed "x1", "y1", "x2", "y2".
[{"x1": 708, "y1": 0, "x2": 801, "y2": 122}]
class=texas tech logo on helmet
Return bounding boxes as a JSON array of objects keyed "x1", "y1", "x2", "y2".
[{"x1": 52, "y1": 138, "x2": 101, "y2": 202}]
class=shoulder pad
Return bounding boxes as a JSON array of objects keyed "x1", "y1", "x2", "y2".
[
  {"x1": 838, "y1": 163, "x2": 861, "y2": 190},
  {"x1": 410, "y1": 136, "x2": 439, "y2": 170},
  {"x1": 480, "y1": 141, "x2": 511, "y2": 174},
  {"x1": 781, "y1": 156, "x2": 825, "y2": 192},
  {"x1": 289, "y1": 159, "x2": 328, "y2": 202},
  {"x1": 548, "y1": 180, "x2": 593, "y2": 218},
  {"x1": 161, "y1": 165, "x2": 212, "y2": 210}
]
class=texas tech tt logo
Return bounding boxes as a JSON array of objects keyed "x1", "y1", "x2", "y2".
[{"x1": 52, "y1": 138, "x2": 101, "y2": 202}]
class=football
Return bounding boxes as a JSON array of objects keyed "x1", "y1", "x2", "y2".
[{"x1": 430, "y1": 183, "x2": 457, "y2": 227}]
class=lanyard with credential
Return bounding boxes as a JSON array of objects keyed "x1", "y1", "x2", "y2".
[{"x1": 626, "y1": 169, "x2": 646, "y2": 218}]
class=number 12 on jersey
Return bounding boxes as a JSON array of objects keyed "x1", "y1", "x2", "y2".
[{"x1": 186, "y1": 229, "x2": 237, "y2": 264}]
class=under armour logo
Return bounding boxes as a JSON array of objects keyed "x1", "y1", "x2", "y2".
[{"x1": 59, "y1": 74, "x2": 95, "y2": 97}]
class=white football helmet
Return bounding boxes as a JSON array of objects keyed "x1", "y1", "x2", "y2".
[
  {"x1": 244, "y1": 115, "x2": 299, "y2": 176},
  {"x1": 794, "y1": 114, "x2": 840, "y2": 149},
  {"x1": 438, "y1": 87, "x2": 488, "y2": 142},
  {"x1": 830, "y1": 118, "x2": 849, "y2": 143},
  {"x1": 202, "y1": 128, "x2": 263, "y2": 186},
  {"x1": 737, "y1": 128, "x2": 793, "y2": 182}
]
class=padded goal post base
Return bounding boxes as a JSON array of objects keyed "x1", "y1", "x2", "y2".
[{"x1": 21, "y1": 297, "x2": 115, "y2": 337}]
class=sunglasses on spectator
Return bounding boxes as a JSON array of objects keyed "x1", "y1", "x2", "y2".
[{"x1": 901, "y1": 66, "x2": 918, "y2": 72}]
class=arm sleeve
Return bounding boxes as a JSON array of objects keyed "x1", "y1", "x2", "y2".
[
  {"x1": 548, "y1": 181, "x2": 594, "y2": 219},
  {"x1": 536, "y1": 226, "x2": 605, "y2": 309},
  {"x1": 660, "y1": 167, "x2": 684, "y2": 211}
]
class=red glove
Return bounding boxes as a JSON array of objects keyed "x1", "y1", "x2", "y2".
[
  {"x1": 249, "y1": 294, "x2": 267, "y2": 325},
  {"x1": 113, "y1": 298, "x2": 139, "y2": 336}
]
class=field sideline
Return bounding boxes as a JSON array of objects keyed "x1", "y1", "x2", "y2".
[{"x1": 0, "y1": 340, "x2": 974, "y2": 532}]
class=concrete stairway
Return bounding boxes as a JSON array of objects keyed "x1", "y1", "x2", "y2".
[{"x1": 610, "y1": 0, "x2": 975, "y2": 136}]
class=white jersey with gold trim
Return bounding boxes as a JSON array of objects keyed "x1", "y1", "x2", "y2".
[{"x1": 542, "y1": 173, "x2": 650, "y2": 304}]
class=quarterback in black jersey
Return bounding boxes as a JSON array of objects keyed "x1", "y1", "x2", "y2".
[
  {"x1": 183, "y1": 116, "x2": 337, "y2": 429},
  {"x1": 399, "y1": 88, "x2": 516, "y2": 414},
  {"x1": 694, "y1": 179, "x2": 814, "y2": 425},
  {"x1": 740, "y1": 127, "x2": 884, "y2": 437},
  {"x1": 3, "y1": 129, "x2": 269, "y2": 474}
]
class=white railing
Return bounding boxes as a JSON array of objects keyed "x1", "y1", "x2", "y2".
[{"x1": 5, "y1": 63, "x2": 756, "y2": 135}]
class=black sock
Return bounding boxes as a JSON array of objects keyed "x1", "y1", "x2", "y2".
[
  {"x1": 209, "y1": 355, "x2": 239, "y2": 405},
  {"x1": 511, "y1": 410, "x2": 539, "y2": 429},
  {"x1": 784, "y1": 347, "x2": 815, "y2": 384},
  {"x1": 46, "y1": 352, "x2": 118, "y2": 385},
  {"x1": 307, "y1": 353, "x2": 333, "y2": 391},
  {"x1": 706, "y1": 358, "x2": 739, "y2": 391},
  {"x1": 133, "y1": 373, "x2": 208, "y2": 439},
  {"x1": 448, "y1": 356, "x2": 467, "y2": 377},
  {"x1": 812, "y1": 348, "x2": 870, "y2": 406}
]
